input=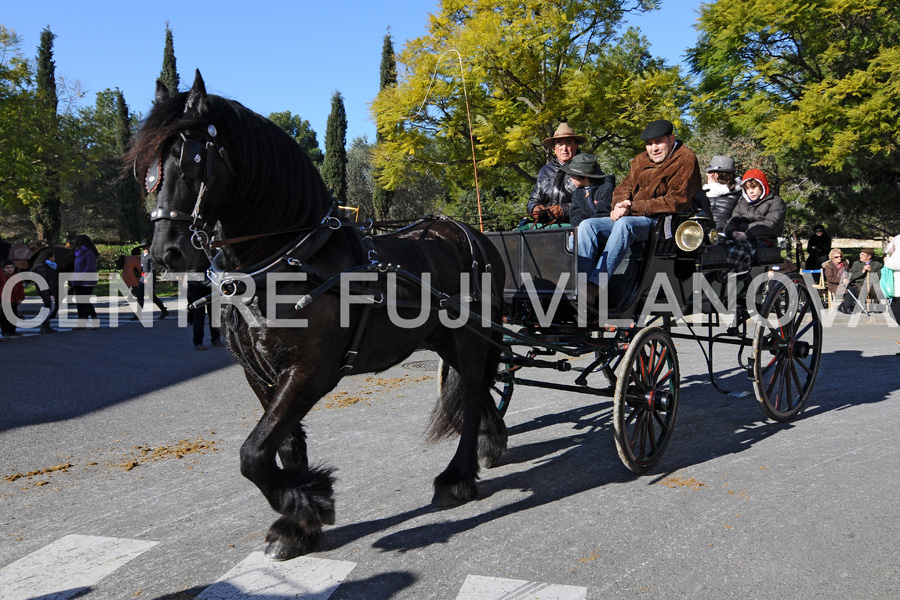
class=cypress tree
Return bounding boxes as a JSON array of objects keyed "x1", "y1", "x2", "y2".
[
  {"x1": 31, "y1": 27, "x2": 61, "y2": 243},
  {"x1": 159, "y1": 23, "x2": 179, "y2": 96},
  {"x1": 323, "y1": 91, "x2": 347, "y2": 204},
  {"x1": 115, "y1": 89, "x2": 145, "y2": 240},
  {"x1": 372, "y1": 31, "x2": 396, "y2": 219}
]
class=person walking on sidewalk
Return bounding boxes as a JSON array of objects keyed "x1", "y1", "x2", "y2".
[
  {"x1": 187, "y1": 277, "x2": 223, "y2": 351},
  {"x1": 135, "y1": 242, "x2": 169, "y2": 320},
  {"x1": 0, "y1": 260, "x2": 25, "y2": 338},
  {"x1": 32, "y1": 249, "x2": 60, "y2": 334}
]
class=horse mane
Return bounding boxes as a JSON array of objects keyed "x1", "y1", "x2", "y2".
[{"x1": 127, "y1": 90, "x2": 333, "y2": 263}]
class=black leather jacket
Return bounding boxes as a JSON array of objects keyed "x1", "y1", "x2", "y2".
[{"x1": 527, "y1": 158, "x2": 577, "y2": 222}]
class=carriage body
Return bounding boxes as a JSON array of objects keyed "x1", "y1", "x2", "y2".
[{"x1": 478, "y1": 215, "x2": 822, "y2": 473}]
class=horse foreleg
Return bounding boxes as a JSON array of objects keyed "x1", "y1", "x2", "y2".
[{"x1": 239, "y1": 373, "x2": 336, "y2": 560}]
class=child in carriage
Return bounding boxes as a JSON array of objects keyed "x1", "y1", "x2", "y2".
[{"x1": 723, "y1": 168, "x2": 786, "y2": 275}]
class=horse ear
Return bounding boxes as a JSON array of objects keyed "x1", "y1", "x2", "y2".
[
  {"x1": 155, "y1": 79, "x2": 171, "y2": 103},
  {"x1": 184, "y1": 69, "x2": 210, "y2": 116}
]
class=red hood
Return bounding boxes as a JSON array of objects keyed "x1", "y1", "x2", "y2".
[{"x1": 741, "y1": 168, "x2": 770, "y2": 199}]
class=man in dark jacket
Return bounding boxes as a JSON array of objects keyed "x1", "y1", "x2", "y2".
[
  {"x1": 838, "y1": 248, "x2": 882, "y2": 313},
  {"x1": 561, "y1": 154, "x2": 616, "y2": 227},
  {"x1": 32, "y1": 249, "x2": 60, "y2": 333},
  {"x1": 136, "y1": 242, "x2": 169, "y2": 319},
  {"x1": 577, "y1": 119, "x2": 701, "y2": 287},
  {"x1": 527, "y1": 122, "x2": 586, "y2": 224}
]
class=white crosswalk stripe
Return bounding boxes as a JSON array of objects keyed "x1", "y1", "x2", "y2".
[
  {"x1": 456, "y1": 575, "x2": 588, "y2": 600},
  {"x1": 196, "y1": 551, "x2": 356, "y2": 600},
  {"x1": 0, "y1": 535, "x2": 590, "y2": 599},
  {"x1": 0, "y1": 534, "x2": 158, "y2": 600}
]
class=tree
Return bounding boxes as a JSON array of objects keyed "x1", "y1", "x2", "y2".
[
  {"x1": 0, "y1": 26, "x2": 40, "y2": 209},
  {"x1": 346, "y1": 135, "x2": 374, "y2": 221},
  {"x1": 370, "y1": 0, "x2": 683, "y2": 198},
  {"x1": 268, "y1": 111, "x2": 323, "y2": 164},
  {"x1": 322, "y1": 91, "x2": 347, "y2": 203},
  {"x1": 687, "y1": 0, "x2": 900, "y2": 236},
  {"x1": 159, "y1": 23, "x2": 179, "y2": 96},
  {"x1": 114, "y1": 89, "x2": 145, "y2": 240},
  {"x1": 32, "y1": 27, "x2": 61, "y2": 243},
  {"x1": 372, "y1": 31, "x2": 396, "y2": 219}
]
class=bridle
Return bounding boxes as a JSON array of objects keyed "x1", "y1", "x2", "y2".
[
  {"x1": 146, "y1": 124, "x2": 237, "y2": 266},
  {"x1": 141, "y1": 122, "x2": 345, "y2": 297}
]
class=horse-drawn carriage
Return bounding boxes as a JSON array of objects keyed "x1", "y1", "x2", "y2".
[
  {"x1": 138, "y1": 71, "x2": 822, "y2": 559},
  {"x1": 468, "y1": 215, "x2": 822, "y2": 473}
]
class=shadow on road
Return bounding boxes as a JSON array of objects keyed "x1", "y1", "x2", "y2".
[{"x1": 0, "y1": 318, "x2": 235, "y2": 432}]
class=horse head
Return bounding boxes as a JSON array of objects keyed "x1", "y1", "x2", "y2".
[{"x1": 130, "y1": 70, "x2": 331, "y2": 274}]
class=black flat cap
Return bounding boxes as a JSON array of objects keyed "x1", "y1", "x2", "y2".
[{"x1": 640, "y1": 119, "x2": 674, "y2": 141}]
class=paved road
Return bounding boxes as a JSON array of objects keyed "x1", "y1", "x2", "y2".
[{"x1": 2, "y1": 299, "x2": 899, "y2": 599}]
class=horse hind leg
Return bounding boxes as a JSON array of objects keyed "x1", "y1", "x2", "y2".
[
  {"x1": 429, "y1": 347, "x2": 507, "y2": 506},
  {"x1": 431, "y1": 362, "x2": 507, "y2": 470}
]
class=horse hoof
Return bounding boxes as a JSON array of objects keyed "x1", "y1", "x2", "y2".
[
  {"x1": 431, "y1": 482, "x2": 477, "y2": 507},
  {"x1": 265, "y1": 540, "x2": 305, "y2": 561},
  {"x1": 478, "y1": 455, "x2": 498, "y2": 469}
]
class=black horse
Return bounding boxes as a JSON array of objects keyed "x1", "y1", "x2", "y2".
[{"x1": 130, "y1": 71, "x2": 508, "y2": 559}]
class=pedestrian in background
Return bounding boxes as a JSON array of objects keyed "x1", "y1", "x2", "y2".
[
  {"x1": 0, "y1": 260, "x2": 25, "y2": 338},
  {"x1": 187, "y1": 277, "x2": 223, "y2": 351},
  {"x1": 136, "y1": 242, "x2": 169, "y2": 320},
  {"x1": 71, "y1": 234, "x2": 99, "y2": 327},
  {"x1": 32, "y1": 249, "x2": 60, "y2": 334}
]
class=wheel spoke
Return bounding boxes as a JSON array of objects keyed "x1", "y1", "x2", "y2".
[
  {"x1": 656, "y1": 368, "x2": 674, "y2": 388},
  {"x1": 651, "y1": 345, "x2": 668, "y2": 382},
  {"x1": 629, "y1": 367, "x2": 648, "y2": 395},
  {"x1": 761, "y1": 353, "x2": 779, "y2": 374},
  {"x1": 795, "y1": 356, "x2": 813, "y2": 375},
  {"x1": 766, "y1": 357, "x2": 786, "y2": 397},
  {"x1": 790, "y1": 359, "x2": 805, "y2": 398}
]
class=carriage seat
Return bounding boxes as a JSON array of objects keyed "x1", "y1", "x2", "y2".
[{"x1": 752, "y1": 236, "x2": 782, "y2": 266}]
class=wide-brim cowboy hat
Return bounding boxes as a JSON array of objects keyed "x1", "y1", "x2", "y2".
[
  {"x1": 542, "y1": 122, "x2": 587, "y2": 147},
  {"x1": 559, "y1": 153, "x2": 605, "y2": 178}
]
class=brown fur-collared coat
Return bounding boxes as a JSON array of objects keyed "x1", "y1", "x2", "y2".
[{"x1": 612, "y1": 141, "x2": 702, "y2": 216}]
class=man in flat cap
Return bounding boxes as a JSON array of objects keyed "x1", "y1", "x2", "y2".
[
  {"x1": 577, "y1": 118, "x2": 701, "y2": 293},
  {"x1": 527, "y1": 122, "x2": 587, "y2": 224}
]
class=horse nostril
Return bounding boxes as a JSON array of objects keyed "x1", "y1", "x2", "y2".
[{"x1": 163, "y1": 247, "x2": 183, "y2": 269}]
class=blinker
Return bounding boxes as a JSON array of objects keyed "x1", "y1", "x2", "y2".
[{"x1": 146, "y1": 156, "x2": 162, "y2": 193}]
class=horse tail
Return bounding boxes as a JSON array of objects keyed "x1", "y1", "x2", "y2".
[
  {"x1": 425, "y1": 342, "x2": 504, "y2": 444},
  {"x1": 426, "y1": 363, "x2": 464, "y2": 443}
]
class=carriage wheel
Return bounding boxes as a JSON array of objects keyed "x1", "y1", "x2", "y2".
[
  {"x1": 436, "y1": 347, "x2": 515, "y2": 417},
  {"x1": 752, "y1": 277, "x2": 822, "y2": 422},
  {"x1": 613, "y1": 327, "x2": 680, "y2": 474}
]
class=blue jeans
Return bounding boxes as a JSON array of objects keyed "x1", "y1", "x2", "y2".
[{"x1": 577, "y1": 216, "x2": 656, "y2": 283}]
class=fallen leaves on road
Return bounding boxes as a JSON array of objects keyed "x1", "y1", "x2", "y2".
[
  {"x1": 117, "y1": 439, "x2": 218, "y2": 471},
  {"x1": 4, "y1": 463, "x2": 74, "y2": 483},
  {"x1": 659, "y1": 476, "x2": 706, "y2": 490},
  {"x1": 314, "y1": 374, "x2": 434, "y2": 411}
]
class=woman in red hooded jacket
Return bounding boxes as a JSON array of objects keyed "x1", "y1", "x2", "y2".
[{"x1": 723, "y1": 168, "x2": 787, "y2": 273}]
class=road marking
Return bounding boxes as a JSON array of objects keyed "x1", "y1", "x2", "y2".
[
  {"x1": 196, "y1": 551, "x2": 356, "y2": 600},
  {"x1": 457, "y1": 575, "x2": 587, "y2": 600},
  {"x1": 0, "y1": 534, "x2": 158, "y2": 600}
]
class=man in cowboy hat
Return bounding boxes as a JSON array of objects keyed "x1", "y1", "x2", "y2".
[
  {"x1": 560, "y1": 154, "x2": 616, "y2": 228},
  {"x1": 838, "y1": 247, "x2": 882, "y2": 314},
  {"x1": 577, "y1": 118, "x2": 701, "y2": 293},
  {"x1": 527, "y1": 122, "x2": 587, "y2": 224}
]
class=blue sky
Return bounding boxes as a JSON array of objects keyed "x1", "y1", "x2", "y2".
[{"x1": 4, "y1": 1, "x2": 703, "y2": 146}]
